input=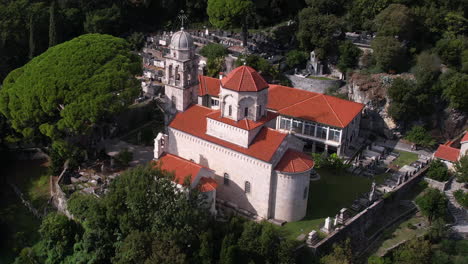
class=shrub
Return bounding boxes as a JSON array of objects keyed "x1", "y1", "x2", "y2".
[
  {"x1": 405, "y1": 126, "x2": 435, "y2": 148},
  {"x1": 453, "y1": 190, "x2": 468, "y2": 208},
  {"x1": 115, "y1": 148, "x2": 133, "y2": 167},
  {"x1": 426, "y1": 160, "x2": 450, "y2": 182}
]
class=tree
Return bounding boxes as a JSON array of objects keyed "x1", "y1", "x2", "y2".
[
  {"x1": 207, "y1": 0, "x2": 254, "y2": 29},
  {"x1": 113, "y1": 230, "x2": 152, "y2": 264},
  {"x1": 297, "y1": 8, "x2": 342, "y2": 60},
  {"x1": 387, "y1": 78, "x2": 419, "y2": 123},
  {"x1": 0, "y1": 34, "x2": 141, "y2": 164},
  {"x1": 337, "y1": 40, "x2": 362, "y2": 73},
  {"x1": 441, "y1": 71, "x2": 468, "y2": 112},
  {"x1": 455, "y1": 155, "x2": 468, "y2": 184},
  {"x1": 285, "y1": 50, "x2": 309, "y2": 69},
  {"x1": 84, "y1": 5, "x2": 121, "y2": 35},
  {"x1": 413, "y1": 52, "x2": 441, "y2": 89},
  {"x1": 200, "y1": 44, "x2": 227, "y2": 77},
  {"x1": 49, "y1": 0, "x2": 57, "y2": 47},
  {"x1": 371, "y1": 36, "x2": 408, "y2": 73},
  {"x1": 320, "y1": 239, "x2": 353, "y2": 264},
  {"x1": 127, "y1": 32, "x2": 145, "y2": 51},
  {"x1": 427, "y1": 160, "x2": 450, "y2": 182},
  {"x1": 39, "y1": 213, "x2": 82, "y2": 264},
  {"x1": 373, "y1": 4, "x2": 414, "y2": 40},
  {"x1": 405, "y1": 126, "x2": 435, "y2": 148},
  {"x1": 199, "y1": 43, "x2": 227, "y2": 59},
  {"x1": 207, "y1": 0, "x2": 254, "y2": 45},
  {"x1": 435, "y1": 36, "x2": 468, "y2": 68},
  {"x1": 393, "y1": 238, "x2": 432, "y2": 264},
  {"x1": 415, "y1": 188, "x2": 448, "y2": 224}
]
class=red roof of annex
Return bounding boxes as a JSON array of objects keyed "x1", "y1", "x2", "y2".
[
  {"x1": 434, "y1": 145, "x2": 460, "y2": 162},
  {"x1": 197, "y1": 75, "x2": 364, "y2": 128},
  {"x1": 275, "y1": 149, "x2": 315, "y2": 173},
  {"x1": 169, "y1": 105, "x2": 288, "y2": 162},
  {"x1": 156, "y1": 153, "x2": 208, "y2": 185}
]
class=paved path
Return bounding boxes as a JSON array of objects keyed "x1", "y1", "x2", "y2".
[
  {"x1": 374, "y1": 139, "x2": 432, "y2": 157},
  {"x1": 445, "y1": 180, "x2": 468, "y2": 236}
]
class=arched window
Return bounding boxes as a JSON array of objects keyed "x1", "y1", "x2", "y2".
[
  {"x1": 224, "y1": 173, "x2": 230, "y2": 185},
  {"x1": 303, "y1": 187, "x2": 308, "y2": 200},
  {"x1": 244, "y1": 181, "x2": 251, "y2": 193},
  {"x1": 228, "y1": 105, "x2": 232, "y2": 116},
  {"x1": 168, "y1": 65, "x2": 173, "y2": 79},
  {"x1": 244, "y1": 107, "x2": 248, "y2": 117}
]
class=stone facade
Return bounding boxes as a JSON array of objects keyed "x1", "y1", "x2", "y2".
[{"x1": 164, "y1": 30, "x2": 199, "y2": 112}]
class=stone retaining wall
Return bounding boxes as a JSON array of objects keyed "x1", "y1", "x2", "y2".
[
  {"x1": 309, "y1": 164, "x2": 429, "y2": 255},
  {"x1": 424, "y1": 177, "x2": 451, "y2": 192}
]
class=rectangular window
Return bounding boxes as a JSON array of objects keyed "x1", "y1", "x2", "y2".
[
  {"x1": 211, "y1": 98, "x2": 219, "y2": 106},
  {"x1": 316, "y1": 125, "x2": 327, "y2": 139},
  {"x1": 304, "y1": 122, "x2": 316, "y2": 136},
  {"x1": 244, "y1": 107, "x2": 248, "y2": 117},
  {"x1": 329, "y1": 129, "x2": 341, "y2": 142},
  {"x1": 292, "y1": 120, "x2": 303, "y2": 133},
  {"x1": 279, "y1": 117, "x2": 291, "y2": 130}
]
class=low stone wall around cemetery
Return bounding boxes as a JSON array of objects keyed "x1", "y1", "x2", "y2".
[
  {"x1": 424, "y1": 177, "x2": 451, "y2": 192},
  {"x1": 286, "y1": 74, "x2": 342, "y2": 94},
  {"x1": 308, "y1": 164, "x2": 429, "y2": 255}
]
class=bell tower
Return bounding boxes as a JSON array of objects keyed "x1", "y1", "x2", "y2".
[{"x1": 164, "y1": 29, "x2": 198, "y2": 112}]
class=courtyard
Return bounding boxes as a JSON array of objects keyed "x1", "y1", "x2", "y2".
[{"x1": 282, "y1": 168, "x2": 373, "y2": 239}]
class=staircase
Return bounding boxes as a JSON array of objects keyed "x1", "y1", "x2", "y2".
[{"x1": 445, "y1": 180, "x2": 468, "y2": 237}]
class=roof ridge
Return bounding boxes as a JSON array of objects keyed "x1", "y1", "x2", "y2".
[
  {"x1": 322, "y1": 95, "x2": 344, "y2": 127},
  {"x1": 278, "y1": 93, "x2": 321, "y2": 112},
  {"x1": 238, "y1": 66, "x2": 246, "y2": 91}
]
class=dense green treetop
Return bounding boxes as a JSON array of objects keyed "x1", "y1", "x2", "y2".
[
  {"x1": 455, "y1": 155, "x2": 468, "y2": 184},
  {"x1": 0, "y1": 33, "x2": 141, "y2": 142},
  {"x1": 415, "y1": 188, "x2": 448, "y2": 224},
  {"x1": 207, "y1": 0, "x2": 254, "y2": 29},
  {"x1": 297, "y1": 8, "x2": 342, "y2": 60},
  {"x1": 373, "y1": 4, "x2": 414, "y2": 40},
  {"x1": 199, "y1": 43, "x2": 227, "y2": 59}
]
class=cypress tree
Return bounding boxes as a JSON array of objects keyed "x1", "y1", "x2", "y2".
[
  {"x1": 29, "y1": 15, "x2": 35, "y2": 59},
  {"x1": 49, "y1": 1, "x2": 57, "y2": 47}
]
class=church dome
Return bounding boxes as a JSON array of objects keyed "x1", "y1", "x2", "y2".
[
  {"x1": 170, "y1": 29, "x2": 194, "y2": 50},
  {"x1": 221, "y1": 66, "x2": 269, "y2": 92}
]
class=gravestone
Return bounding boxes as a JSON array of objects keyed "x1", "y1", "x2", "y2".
[
  {"x1": 306, "y1": 230, "x2": 320, "y2": 246},
  {"x1": 321, "y1": 217, "x2": 333, "y2": 234}
]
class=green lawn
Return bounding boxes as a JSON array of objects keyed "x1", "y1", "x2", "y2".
[
  {"x1": 281, "y1": 168, "x2": 372, "y2": 239},
  {"x1": 392, "y1": 150, "x2": 419, "y2": 168},
  {"x1": 307, "y1": 76, "x2": 335, "y2": 81},
  {"x1": 372, "y1": 214, "x2": 429, "y2": 257}
]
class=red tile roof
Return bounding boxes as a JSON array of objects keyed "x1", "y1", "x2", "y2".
[
  {"x1": 221, "y1": 66, "x2": 269, "y2": 92},
  {"x1": 195, "y1": 75, "x2": 364, "y2": 128},
  {"x1": 198, "y1": 177, "x2": 218, "y2": 192},
  {"x1": 169, "y1": 105, "x2": 287, "y2": 162},
  {"x1": 206, "y1": 110, "x2": 278, "y2": 131},
  {"x1": 157, "y1": 153, "x2": 206, "y2": 185},
  {"x1": 434, "y1": 145, "x2": 460, "y2": 162},
  {"x1": 198, "y1": 75, "x2": 220, "y2": 96},
  {"x1": 275, "y1": 149, "x2": 315, "y2": 173},
  {"x1": 461, "y1": 132, "x2": 468, "y2": 143},
  {"x1": 268, "y1": 85, "x2": 365, "y2": 128}
]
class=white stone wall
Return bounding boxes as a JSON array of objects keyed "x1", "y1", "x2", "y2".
[
  {"x1": 206, "y1": 118, "x2": 250, "y2": 147},
  {"x1": 167, "y1": 128, "x2": 273, "y2": 218},
  {"x1": 219, "y1": 88, "x2": 268, "y2": 121},
  {"x1": 460, "y1": 142, "x2": 468, "y2": 159},
  {"x1": 273, "y1": 170, "x2": 311, "y2": 222}
]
